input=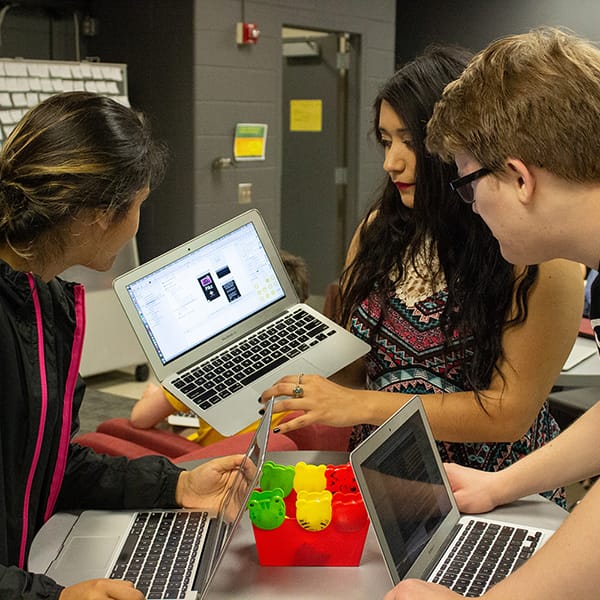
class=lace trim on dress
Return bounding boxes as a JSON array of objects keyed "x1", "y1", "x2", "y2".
[{"x1": 390, "y1": 245, "x2": 446, "y2": 306}]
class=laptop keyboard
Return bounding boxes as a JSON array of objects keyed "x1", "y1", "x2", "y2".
[
  {"x1": 109, "y1": 511, "x2": 208, "y2": 600},
  {"x1": 430, "y1": 519, "x2": 543, "y2": 597},
  {"x1": 172, "y1": 307, "x2": 336, "y2": 410}
]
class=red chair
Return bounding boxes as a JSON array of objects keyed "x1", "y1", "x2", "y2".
[
  {"x1": 74, "y1": 417, "x2": 297, "y2": 462},
  {"x1": 74, "y1": 411, "x2": 352, "y2": 460},
  {"x1": 278, "y1": 411, "x2": 352, "y2": 451}
]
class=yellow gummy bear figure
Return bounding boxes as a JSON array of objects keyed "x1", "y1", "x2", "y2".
[
  {"x1": 296, "y1": 490, "x2": 332, "y2": 531},
  {"x1": 293, "y1": 461, "x2": 326, "y2": 493}
]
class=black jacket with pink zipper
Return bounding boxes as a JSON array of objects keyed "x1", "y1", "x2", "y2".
[{"x1": 0, "y1": 261, "x2": 183, "y2": 599}]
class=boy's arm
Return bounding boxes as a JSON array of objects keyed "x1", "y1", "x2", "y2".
[
  {"x1": 384, "y1": 481, "x2": 600, "y2": 600},
  {"x1": 484, "y1": 477, "x2": 600, "y2": 599},
  {"x1": 385, "y1": 406, "x2": 600, "y2": 600},
  {"x1": 447, "y1": 400, "x2": 600, "y2": 513}
]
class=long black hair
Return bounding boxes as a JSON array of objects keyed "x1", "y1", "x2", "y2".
[{"x1": 339, "y1": 45, "x2": 538, "y2": 396}]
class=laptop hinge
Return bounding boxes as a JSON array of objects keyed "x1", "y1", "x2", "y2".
[{"x1": 423, "y1": 521, "x2": 463, "y2": 580}]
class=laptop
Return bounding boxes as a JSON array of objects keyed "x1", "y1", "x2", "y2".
[
  {"x1": 563, "y1": 337, "x2": 597, "y2": 370},
  {"x1": 34, "y1": 398, "x2": 274, "y2": 600},
  {"x1": 113, "y1": 209, "x2": 369, "y2": 436},
  {"x1": 350, "y1": 396, "x2": 556, "y2": 597}
]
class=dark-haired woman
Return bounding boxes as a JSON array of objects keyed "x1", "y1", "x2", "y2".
[{"x1": 262, "y1": 47, "x2": 582, "y2": 504}]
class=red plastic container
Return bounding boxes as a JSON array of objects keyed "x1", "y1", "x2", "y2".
[
  {"x1": 250, "y1": 463, "x2": 370, "y2": 566},
  {"x1": 252, "y1": 515, "x2": 369, "y2": 566}
]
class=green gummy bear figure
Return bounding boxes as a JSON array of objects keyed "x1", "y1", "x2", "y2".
[
  {"x1": 248, "y1": 488, "x2": 286, "y2": 530},
  {"x1": 260, "y1": 461, "x2": 296, "y2": 497}
]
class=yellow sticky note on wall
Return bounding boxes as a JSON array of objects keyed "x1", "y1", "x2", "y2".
[{"x1": 290, "y1": 99, "x2": 322, "y2": 132}]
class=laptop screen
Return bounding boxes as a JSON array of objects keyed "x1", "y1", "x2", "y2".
[
  {"x1": 356, "y1": 410, "x2": 452, "y2": 580},
  {"x1": 124, "y1": 222, "x2": 286, "y2": 365}
]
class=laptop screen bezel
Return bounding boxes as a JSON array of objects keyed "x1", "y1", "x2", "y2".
[
  {"x1": 112, "y1": 209, "x2": 299, "y2": 381},
  {"x1": 349, "y1": 395, "x2": 462, "y2": 585},
  {"x1": 196, "y1": 396, "x2": 274, "y2": 599}
]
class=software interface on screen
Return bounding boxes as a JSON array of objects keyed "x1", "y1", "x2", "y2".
[
  {"x1": 360, "y1": 412, "x2": 452, "y2": 578},
  {"x1": 126, "y1": 222, "x2": 286, "y2": 364}
]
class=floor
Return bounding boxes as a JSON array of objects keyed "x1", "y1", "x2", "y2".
[
  {"x1": 78, "y1": 367, "x2": 153, "y2": 435},
  {"x1": 86, "y1": 366, "x2": 155, "y2": 402}
]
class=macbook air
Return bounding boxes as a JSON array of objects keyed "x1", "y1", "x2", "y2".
[
  {"x1": 350, "y1": 396, "x2": 556, "y2": 597},
  {"x1": 113, "y1": 209, "x2": 369, "y2": 436},
  {"x1": 33, "y1": 398, "x2": 274, "y2": 600}
]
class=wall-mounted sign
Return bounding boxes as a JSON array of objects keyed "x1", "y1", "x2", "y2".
[
  {"x1": 290, "y1": 99, "x2": 322, "y2": 132},
  {"x1": 233, "y1": 123, "x2": 268, "y2": 161}
]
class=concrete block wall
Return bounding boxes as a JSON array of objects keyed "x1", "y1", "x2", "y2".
[
  {"x1": 191, "y1": 0, "x2": 396, "y2": 257},
  {"x1": 89, "y1": 0, "x2": 396, "y2": 262}
]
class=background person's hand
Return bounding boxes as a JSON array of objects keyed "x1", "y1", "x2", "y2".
[{"x1": 59, "y1": 578, "x2": 144, "y2": 599}]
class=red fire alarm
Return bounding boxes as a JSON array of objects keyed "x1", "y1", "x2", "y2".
[{"x1": 236, "y1": 22, "x2": 260, "y2": 45}]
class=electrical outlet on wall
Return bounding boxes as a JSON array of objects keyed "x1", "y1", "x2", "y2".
[{"x1": 238, "y1": 182, "x2": 252, "y2": 204}]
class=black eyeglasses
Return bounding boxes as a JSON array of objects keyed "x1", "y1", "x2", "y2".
[{"x1": 449, "y1": 167, "x2": 491, "y2": 204}]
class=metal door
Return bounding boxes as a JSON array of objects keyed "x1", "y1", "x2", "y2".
[{"x1": 281, "y1": 31, "x2": 354, "y2": 296}]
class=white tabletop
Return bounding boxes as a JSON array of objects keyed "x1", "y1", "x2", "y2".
[
  {"x1": 29, "y1": 451, "x2": 569, "y2": 600},
  {"x1": 557, "y1": 336, "x2": 600, "y2": 387},
  {"x1": 202, "y1": 451, "x2": 568, "y2": 599}
]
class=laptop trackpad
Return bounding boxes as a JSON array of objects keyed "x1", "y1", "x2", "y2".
[
  {"x1": 47, "y1": 536, "x2": 119, "y2": 586},
  {"x1": 259, "y1": 356, "x2": 319, "y2": 388}
]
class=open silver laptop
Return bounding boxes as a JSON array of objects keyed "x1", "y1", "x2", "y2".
[
  {"x1": 350, "y1": 396, "x2": 556, "y2": 597},
  {"x1": 113, "y1": 209, "x2": 369, "y2": 436},
  {"x1": 34, "y1": 398, "x2": 274, "y2": 600}
]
